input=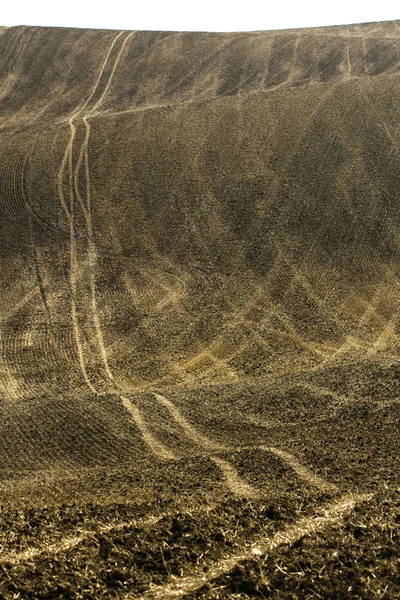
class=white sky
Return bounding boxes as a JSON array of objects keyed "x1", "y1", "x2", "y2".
[{"x1": 1, "y1": 1, "x2": 399, "y2": 31}]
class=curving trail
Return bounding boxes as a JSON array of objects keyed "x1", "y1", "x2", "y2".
[
  {"x1": 210, "y1": 456, "x2": 259, "y2": 498},
  {"x1": 144, "y1": 493, "x2": 372, "y2": 599},
  {"x1": 261, "y1": 446, "x2": 337, "y2": 493},
  {"x1": 0, "y1": 513, "x2": 163, "y2": 565},
  {"x1": 154, "y1": 393, "x2": 227, "y2": 452},
  {"x1": 54, "y1": 30, "x2": 135, "y2": 394},
  {"x1": 121, "y1": 395, "x2": 178, "y2": 461}
]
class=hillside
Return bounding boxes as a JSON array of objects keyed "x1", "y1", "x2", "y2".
[{"x1": 0, "y1": 21, "x2": 399, "y2": 598}]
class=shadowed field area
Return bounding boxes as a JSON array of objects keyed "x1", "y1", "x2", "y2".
[{"x1": 0, "y1": 20, "x2": 399, "y2": 598}]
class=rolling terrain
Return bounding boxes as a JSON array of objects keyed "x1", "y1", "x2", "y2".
[{"x1": 0, "y1": 20, "x2": 399, "y2": 598}]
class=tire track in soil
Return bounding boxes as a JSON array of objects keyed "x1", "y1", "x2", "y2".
[
  {"x1": 121, "y1": 396, "x2": 177, "y2": 461},
  {"x1": 153, "y1": 393, "x2": 258, "y2": 497},
  {"x1": 56, "y1": 30, "x2": 134, "y2": 395},
  {"x1": 143, "y1": 492, "x2": 372, "y2": 599},
  {"x1": 151, "y1": 393, "x2": 337, "y2": 498}
]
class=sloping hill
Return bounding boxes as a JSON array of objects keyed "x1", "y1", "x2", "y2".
[{"x1": 0, "y1": 21, "x2": 399, "y2": 598}]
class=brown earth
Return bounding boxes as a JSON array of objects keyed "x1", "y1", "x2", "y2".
[{"x1": 0, "y1": 20, "x2": 399, "y2": 598}]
